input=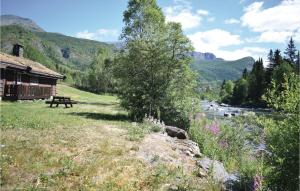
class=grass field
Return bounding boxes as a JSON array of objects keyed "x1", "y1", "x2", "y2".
[{"x1": 0, "y1": 84, "x2": 204, "y2": 190}]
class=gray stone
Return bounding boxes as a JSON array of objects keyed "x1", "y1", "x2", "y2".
[
  {"x1": 165, "y1": 126, "x2": 188, "y2": 139},
  {"x1": 197, "y1": 157, "x2": 229, "y2": 183},
  {"x1": 224, "y1": 112, "x2": 231, "y2": 117},
  {"x1": 197, "y1": 168, "x2": 207, "y2": 178}
]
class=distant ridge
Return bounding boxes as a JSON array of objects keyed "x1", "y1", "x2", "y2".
[
  {"x1": 0, "y1": 15, "x2": 45, "y2": 32},
  {"x1": 190, "y1": 51, "x2": 224, "y2": 61},
  {"x1": 0, "y1": 14, "x2": 255, "y2": 85},
  {"x1": 191, "y1": 56, "x2": 255, "y2": 83}
]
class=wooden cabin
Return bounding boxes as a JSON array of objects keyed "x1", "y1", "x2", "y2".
[{"x1": 0, "y1": 45, "x2": 64, "y2": 100}]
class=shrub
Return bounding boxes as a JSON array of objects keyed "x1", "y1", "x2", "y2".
[
  {"x1": 189, "y1": 117, "x2": 264, "y2": 190},
  {"x1": 262, "y1": 115, "x2": 299, "y2": 190}
]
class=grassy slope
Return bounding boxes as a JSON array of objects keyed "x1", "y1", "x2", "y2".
[
  {"x1": 191, "y1": 57, "x2": 255, "y2": 84},
  {"x1": 0, "y1": 25, "x2": 113, "y2": 71},
  {"x1": 0, "y1": 84, "x2": 202, "y2": 190}
]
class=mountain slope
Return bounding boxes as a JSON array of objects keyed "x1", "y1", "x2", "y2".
[
  {"x1": 191, "y1": 56, "x2": 255, "y2": 83},
  {"x1": 1, "y1": 15, "x2": 45, "y2": 32},
  {"x1": 0, "y1": 14, "x2": 254, "y2": 86},
  {"x1": 190, "y1": 51, "x2": 223, "y2": 61}
]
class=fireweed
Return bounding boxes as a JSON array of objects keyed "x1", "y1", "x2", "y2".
[{"x1": 189, "y1": 116, "x2": 264, "y2": 189}]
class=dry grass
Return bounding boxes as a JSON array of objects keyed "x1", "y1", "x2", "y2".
[{"x1": 0, "y1": 84, "x2": 208, "y2": 190}]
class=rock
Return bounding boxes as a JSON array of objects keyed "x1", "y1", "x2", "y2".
[
  {"x1": 224, "y1": 173, "x2": 241, "y2": 190},
  {"x1": 169, "y1": 185, "x2": 179, "y2": 191},
  {"x1": 196, "y1": 157, "x2": 229, "y2": 183},
  {"x1": 165, "y1": 126, "x2": 188, "y2": 139},
  {"x1": 197, "y1": 168, "x2": 207, "y2": 178},
  {"x1": 224, "y1": 112, "x2": 231, "y2": 117},
  {"x1": 185, "y1": 140, "x2": 201, "y2": 157},
  {"x1": 220, "y1": 103, "x2": 229, "y2": 107}
]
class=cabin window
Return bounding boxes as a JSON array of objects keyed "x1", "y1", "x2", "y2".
[
  {"x1": 17, "y1": 73, "x2": 22, "y2": 84},
  {"x1": 30, "y1": 76, "x2": 39, "y2": 85}
]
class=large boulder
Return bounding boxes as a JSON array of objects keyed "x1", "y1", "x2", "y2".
[
  {"x1": 197, "y1": 157, "x2": 240, "y2": 189},
  {"x1": 165, "y1": 126, "x2": 188, "y2": 139},
  {"x1": 196, "y1": 157, "x2": 229, "y2": 182},
  {"x1": 197, "y1": 157, "x2": 229, "y2": 182}
]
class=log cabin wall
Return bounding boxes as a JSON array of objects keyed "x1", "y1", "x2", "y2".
[
  {"x1": 1, "y1": 69, "x2": 59, "y2": 100},
  {"x1": 0, "y1": 69, "x2": 5, "y2": 98}
]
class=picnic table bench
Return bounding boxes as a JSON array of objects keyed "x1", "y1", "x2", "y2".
[{"x1": 45, "y1": 96, "x2": 77, "y2": 108}]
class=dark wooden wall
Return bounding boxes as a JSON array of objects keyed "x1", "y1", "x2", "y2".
[{"x1": 1, "y1": 68, "x2": 58, "y2": 100}]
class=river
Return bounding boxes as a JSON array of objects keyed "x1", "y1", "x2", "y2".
[{"x1": 200, "y1": 100, "x2": 272, "y2": 119}]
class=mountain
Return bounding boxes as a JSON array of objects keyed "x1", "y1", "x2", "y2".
[
  {"x1": 1, "y1": 15, "x2": 45, "y2": 32},
  {"x1": 190, "y1": 51, "x2": 223, "y2": 61},
  {"x1": 191, "y1": 56, "x2": 255, "y2": 84},
  {"x1": 0, "y1": 15, "x2": 114, "y2": 84},
  {"x1": 0, "y1": 14, "x2": 254, "y2": 86}
]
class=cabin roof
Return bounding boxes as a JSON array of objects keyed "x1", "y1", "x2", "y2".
[{"x1": 0, "y1": 52, "x2": 63, "y2": 79}]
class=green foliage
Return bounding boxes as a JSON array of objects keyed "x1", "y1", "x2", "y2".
[
  {"x1": 272, "y1": 60, "x2": 294, "y2": 84},
  {"x1": 191, "y1": 57, "x2": 255, "y2": 83},
  {"x1": 262, "y1": 115, "x2": 300, "y2": 190},
  {"x1": 263, "y1": 72, "x2": 300, "y2": 113},
  {"x1": 220, "y1": 80, "x2": 234, "y2": 102},
  {"x1": 189, "y1": 117, "x2": 263, "y2": 189},
  {"x1": 226, "y1": 40, "x2": 299, "y2": 107},
  {"x1": 260, "y1": 52, "x2": 300, "y2": 189},
  {"x1": 0, "y1": 25, "x2": 114, "y2": 92},
  {"x1": 114, "y1": 0, "x2": 199, "y2": 127},
  {"x1": 88, "y1": 48, "x2": 116, "y2": 93},
  {"x1": 232, "y1": 78, "x2": 249, "y2": 105},
  {"x1": 199, "y1": 84, "x2": 221, "y2": 101},
  {"x1": 284, "y1": 37, "x2": 297, "y2": 64},
  {"x1": 248, "y1": 59, "x2": 265, "y2": 102}
]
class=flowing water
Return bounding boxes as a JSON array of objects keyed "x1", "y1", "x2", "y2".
[{"x1": 200, "y1": 100, "x2": 272, "y2": 119}]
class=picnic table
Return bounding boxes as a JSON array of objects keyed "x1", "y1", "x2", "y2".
[{"x1": 45, "y1": 96, "x2": 77, "y2": 108}]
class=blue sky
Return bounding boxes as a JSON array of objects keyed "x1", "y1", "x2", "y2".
[{"x1": 1, "y1": 0, "x2": 300, "y2": 61}]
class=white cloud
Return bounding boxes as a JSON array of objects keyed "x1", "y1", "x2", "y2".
[
  {"x1": 215, "y1": 47, "x2": 268, "y2": 61},
  {"x1": 187, "y1": 29, "x2": 268, "y2": 60},
  {"x1": 225, "y1": 18, "x2": 240, "y2": 24},
  {"x1": 97, "y1": 29, "x2": 118, "y2": 36},
  {"x1": 188, "y1": 29, "x2": 243, "y2": 52},
  {"x1": 75, "y1": 30, "x2": 96, "y2": 40},
  {"x1": 75, "y1": 28, "x2": 119, "y2": 41},
  {"x1": 163, "y1": 1, "x2": 210, "y2": 29},
  {"x1": 239, "y1": 0, "x2": 247, "y2": 4},
  {"x1": 258, "y1": 31, "x2": 294, "y2": 43},
  {"x1": 165, "y1": 8, "x2": 202, "y2": 29},
  {"x1": 241, "y1": 0, "x2": 300, "y2": 43},
  {"x1": 197, "y1": 9, "x2": 209, "y2": 16}
]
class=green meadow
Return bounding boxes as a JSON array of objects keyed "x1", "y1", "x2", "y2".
[{"x1": 0, "y1": 84, "x2": 206, "y2": 191}]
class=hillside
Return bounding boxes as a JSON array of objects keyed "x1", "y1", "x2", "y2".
[
  {"x1": 191, "y1": 56, "x2": 255, "y2": 83},
  {"x1": 0, "y1": 14, "x2": 45, "y2": 32},
  {"x1": 0, "y1": 25, "x2": 114, "y2": 70},
  {"x1": 0, "y1": 14, "x2": 254, "y2": 87}
]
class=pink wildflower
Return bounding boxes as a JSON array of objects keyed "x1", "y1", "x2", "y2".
[
  {"x1": 253, "y1": 175, "x2": 263, "y2": 191},
  {"x1": 204, "y1": 122, "x2": 220, "y2": 135}
]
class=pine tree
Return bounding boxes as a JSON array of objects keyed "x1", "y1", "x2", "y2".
[
  {"x1": 267, "y1": 49, "x2": 274, "y2": 69},
  {"x1": 284, "y1": 37, "x2": 297, "y2": 64},
  {"x1": 266, "y1": 49, "x2": 274, "y2": 85},
  {"x1": 242, "y1": 68, "x2": 248, "y2": 79},
  {"x1": 273, "y1": 49, "x2": 282, "y2": 67},
  {"x1": 296, "y1": 51, "x2": 300, "y2": 74},
  {"x1": 248, "y1": 58, "x2": 266, "y2": 102}
]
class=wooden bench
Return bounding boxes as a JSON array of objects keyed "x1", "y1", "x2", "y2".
[{"x1": 45, "y1": 96, "x2": 77, "y2": 108}]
